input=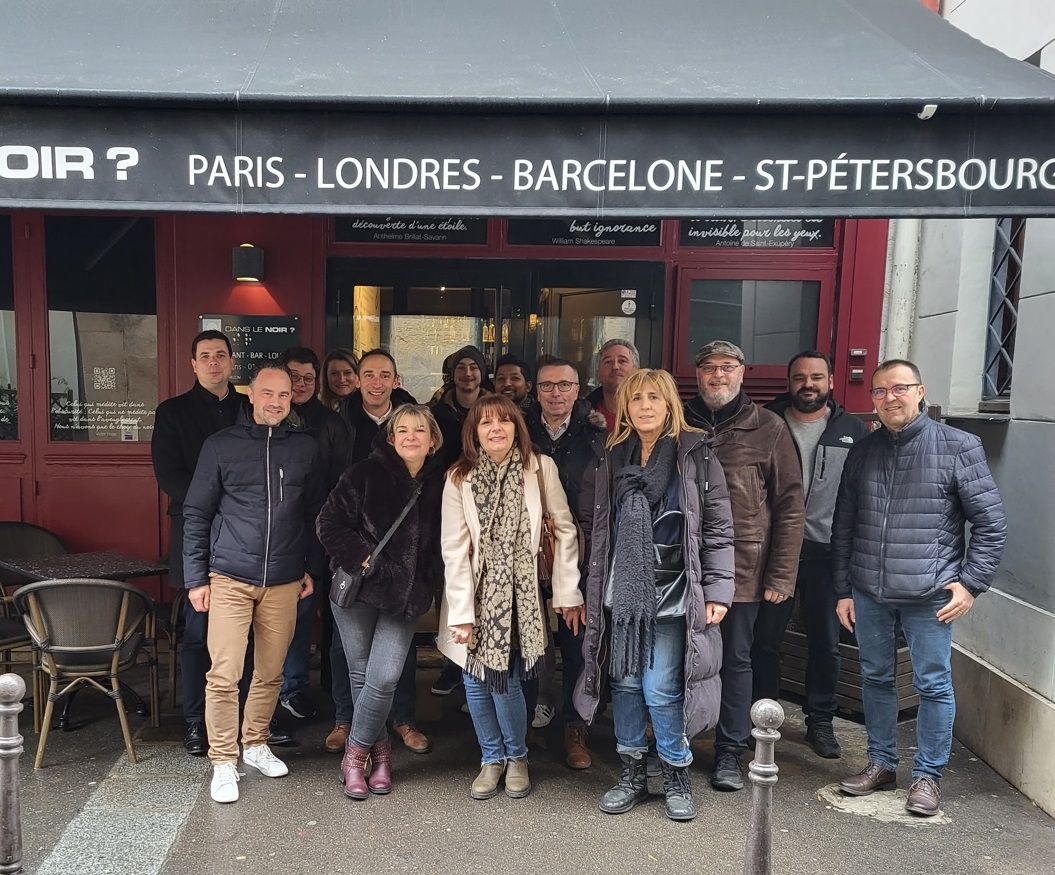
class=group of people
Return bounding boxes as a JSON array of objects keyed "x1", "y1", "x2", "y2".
[{"x1": 151, "y1": 330, "x2": 1006, "y2": 822}]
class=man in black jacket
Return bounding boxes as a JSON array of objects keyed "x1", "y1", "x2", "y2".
[
  {"x1": 184, "y1": 363, "x2": 326, "y2": 804},
  {"x1": 525, "y1": 357, "x2": 606, "y2": 769},
  {"x1": 151, "y1": 329, "x2": 242, "y2": 756},
  {"x1": 276, "y1": 347, "x2": 351, "y2": 725},
  {"x1": 833, "y1": 359, "x2": 1006, "y2": 817},
  {"x1": 754, "y1": 351, "x2": 870, "y2": 759}
]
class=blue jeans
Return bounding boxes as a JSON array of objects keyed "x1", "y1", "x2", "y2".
[
  {"x1": 853, "y1": 590, "x2": 955, "y2": 780},
  {"x1": 331, "y1": 601, "x2": 417, "y2": 748},
  {"x1": 463, "y1": 655, "x2": 528, "y2": 764},
  {"x1": 281, "y1": 588, "x2": 316, "y2": 701},
  {"x1": 609, "y1": 618, "x2": 691, "y2": 768}
]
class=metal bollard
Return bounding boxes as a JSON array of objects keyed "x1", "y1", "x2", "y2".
[
  {"x1": 743, "y1": 698, "x2": 785, "y2": 875},
  {"x1": 0, "y1": 673, "x2": 26, "y2": 875}
]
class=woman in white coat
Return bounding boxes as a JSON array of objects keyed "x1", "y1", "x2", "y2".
[{"x1": 439, "y1": 393, "x2": 583, "y2": 801}]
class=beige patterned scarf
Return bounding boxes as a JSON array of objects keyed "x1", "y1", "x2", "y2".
[{"x1": 466, "y1": 447, "x2": 546, "y2": 692}]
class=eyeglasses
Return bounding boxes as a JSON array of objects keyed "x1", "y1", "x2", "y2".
[
  {"x1": 289, "y1": 373, "x2": 316, "y2": 385},
  {"x1": 869, "y1": 383, "x2": 920, "y2": 400},
  {"x1": 696, "y1": 363, "x2": 741, "y2": 374},
  {"x1": 537, "y1": 380, "x2": 578, "y2": 392}
]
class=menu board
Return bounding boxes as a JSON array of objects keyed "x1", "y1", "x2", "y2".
[
  {"x1": 199, "y1": 314, "x2": 300, "y2": 384},
  {"x1": 334, "y1": 216, "x2": 488, "y2": 245},
  {"x1": 681, "y1": 219, "x2": 835, "y2": 248},
  {"x1": 507, "y1": 218, "x2": 662, "y2": 247}
]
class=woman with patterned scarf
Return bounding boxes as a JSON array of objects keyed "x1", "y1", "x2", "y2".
[
  {"x1": 439, "y1": 394, "x2": 584, "y2": 800},
  {"x1": 574, "y1": 369, "x2": 735, "y2": 821}
]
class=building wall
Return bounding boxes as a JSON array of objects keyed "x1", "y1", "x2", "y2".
[{"x1": 892, "y1": 1, "x2": 1055, "y2": 815}]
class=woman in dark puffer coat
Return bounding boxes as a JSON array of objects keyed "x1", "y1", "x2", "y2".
[
  {"x1": 317, "y1": 404, "x2": 445, "y2": 800},
  {"x1": 573, "y1": 369, "x2": 735, "y2": 822}
]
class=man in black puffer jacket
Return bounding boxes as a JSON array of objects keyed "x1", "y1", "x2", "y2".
[
  {"x1": 832, "y1": 359, "x2": 1006, "y2": 818},
  {"x1": 184, "y1": 363, "x2": 327, "y2": 804}
]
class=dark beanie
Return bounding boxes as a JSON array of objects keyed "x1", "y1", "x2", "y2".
[{"x1": 449, "y1": 345, "x2": 488, "y2": 377}]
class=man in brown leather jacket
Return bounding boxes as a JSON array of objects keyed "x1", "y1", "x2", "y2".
[{"x1": 684, "y1": 340, "x2": 804, "y2": 792}]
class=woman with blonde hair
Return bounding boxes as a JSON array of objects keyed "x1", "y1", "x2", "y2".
[
  {"x1": 319, "y1": 348, "x2": 359, "y2": 410},
  {"x1": 439, "y1": 394, "x2": 583, "y2": 801},
  {"x1": 317, "y1": 404, "x2": 445, "y2": 799},
  {"x1": 574, "y1": 369, "x2": 735, "y2": 821}
]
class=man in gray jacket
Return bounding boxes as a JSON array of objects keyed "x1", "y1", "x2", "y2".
[{"x1": 832, "y1": 359, "x2": 1006, "y2": 817}]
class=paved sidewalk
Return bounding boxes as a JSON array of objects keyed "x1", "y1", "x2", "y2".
[{"x1": 12, "y1": 667, "x2": 1055, "y2": 875}]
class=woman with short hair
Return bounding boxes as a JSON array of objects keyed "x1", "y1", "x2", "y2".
[
  {"x1": 316, "y1": 404, "x2": 445, "y2": 799},
  {"x1": 574, "y1": 369, "x2": 735, "y2": 821},
  {"x1": 439, "y1": 394, "x2": 583, "y2": 801}
]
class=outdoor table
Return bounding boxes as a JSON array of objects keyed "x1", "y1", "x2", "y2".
[{"x1": 0, "y1": 550, "x2": 168, "y2": 590}]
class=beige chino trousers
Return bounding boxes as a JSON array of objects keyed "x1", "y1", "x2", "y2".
[{"x1": 204, "y1": 573, "x2": 300, "y2": 764}]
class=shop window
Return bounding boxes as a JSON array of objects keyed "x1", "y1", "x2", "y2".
[
  {"x1": 686, "y1": 277, "x2": 820, "y2": 365},
  {"x1": 982, "y1": 217, "x2": 1023, "y2": 407},
  {"x1": 0, "y1": 216, "x2": 14, "y2": 441},
  {"x1": 45, "y1": 216, "x2": 157, "y2": 442}
]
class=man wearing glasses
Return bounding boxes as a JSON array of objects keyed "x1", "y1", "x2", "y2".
[
  {"x1": 832, "y1": 359, "x2": 1006, "y2": 816},
  {"x1": 683, "y1": 340, "x2": 804, "y2": 792},
  {"x1": 525, "y1": 357, "x2": 608, "y2": 769},
  {"x1": 276, "y1": 348, "x2": 352, "y2": 730}
]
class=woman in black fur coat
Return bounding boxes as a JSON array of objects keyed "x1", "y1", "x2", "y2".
[{"x1": 316, "y1": 404, "x2": 445, "y2": 800}]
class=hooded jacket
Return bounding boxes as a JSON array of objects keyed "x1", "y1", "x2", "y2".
[
  {"x1": 684, "y1": 391, "x2": 805, "y2": 601},
  {"x1": 831, "y1": 411, "x2": 1006, "y2": 603},
  {"x1": 182, "y1": 409, "x2": 327, "y2": 588},
  {"x1": 316, "y1": 435, "x2": 445, "y2": 621},
  {"x1": 764, "y1": 393, "x2": 871, "y2": 546},
  {"x1": 573, "y1": 430, "x2": 735, "y2": 738}
]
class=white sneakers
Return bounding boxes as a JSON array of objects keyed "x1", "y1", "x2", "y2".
[
  {"x1": 532, "y1": 703, "x2": 555, "y2": 729},
  {"x1": 243, "y1": 743, "x2": 289, "y2": 778},
  {"x1": 210, "y1": 763, "x2": 240, "y2": 803},
  {"x1": 211, "y1": 744, "x2": 288, "y2": 804}
]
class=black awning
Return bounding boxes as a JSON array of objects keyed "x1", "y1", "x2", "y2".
[{"x1": 2, "y1": 0, "x2": 1055, "y2": 217}]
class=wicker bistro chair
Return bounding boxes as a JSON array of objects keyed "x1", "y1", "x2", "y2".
[
  {"x1": 13, "y1": 578, "x2": 160, "y2": 769},
  {"x1": 1, "y1": 594, "x2": 39, "y2": 725}
]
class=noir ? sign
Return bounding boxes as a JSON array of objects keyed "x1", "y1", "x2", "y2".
[{"x1": 199, "y1": 314, "x2": 300, "y2": 384}]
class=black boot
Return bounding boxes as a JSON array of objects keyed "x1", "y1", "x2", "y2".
[
  {"x1": 599, "y1": 754, "x2": 648, "y2": 814},
  {"x1": 661, "y1": 761, "x2": 697, "y2": 821}
]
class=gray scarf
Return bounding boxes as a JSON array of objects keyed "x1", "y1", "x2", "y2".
[{"x1": 609, "y1": 434, "x2": 678, "y2": 678}]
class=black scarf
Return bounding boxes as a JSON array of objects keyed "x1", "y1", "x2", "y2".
[{"x1": 609, "y1": 434, "x2": 678, "y2": 678}]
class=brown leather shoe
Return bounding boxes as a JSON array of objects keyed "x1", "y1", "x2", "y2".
[
  {"x1": 564, "y1": 726, "x2": 592, "y2": 769},
  {"x1": 905, "y1": 776, "x2": 942, "y2": 816},
  {"x1": 324, "y1": 723, "x2": 351, "y2": 754},
  {"x1": 393, "y1": 723, "x2": 431, "y2": 754},
  {"x1": 839, "y1": 762, "x2": 897, "y2": 796}
]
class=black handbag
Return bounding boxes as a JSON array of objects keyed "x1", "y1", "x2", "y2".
[
  {"x1": 652, "y1": 509, "x2": 688, "y2": 619},
  {"x1": 603, "y1": 508, "x2": 688, "y2": 619},
  {"x1": 330, "y1": 485, "x2": 421, "y2": 610}
]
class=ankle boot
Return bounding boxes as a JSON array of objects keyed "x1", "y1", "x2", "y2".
[
  {"x1": 368, "y1": 738, "x2": 393, "y2": 795},
  {"x1": 599, "y1": 753, "x2": 648, "y2": 814},
  {"x1": 661, "y1": 761, "x2": 697, "y2": 821},
  {"x1": 339, "y1": 741, "x2": 371, "y2": 800}
]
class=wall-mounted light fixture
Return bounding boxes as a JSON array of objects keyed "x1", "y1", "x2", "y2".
[{"x1": 232, "y1": 243, "x2": 265, "y2": 282}]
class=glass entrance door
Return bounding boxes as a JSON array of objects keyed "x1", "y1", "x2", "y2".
[{"x1": 328, "y1": 260, "x2": 529, "y2": 404}]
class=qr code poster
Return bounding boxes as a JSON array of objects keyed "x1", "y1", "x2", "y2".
[{"x1": 93, "y1": 367, "x2": 117, "y2": 391}]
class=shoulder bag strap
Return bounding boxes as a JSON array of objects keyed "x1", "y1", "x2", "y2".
[{"x1": 366, "y1": 484, "x2": 422, "y2": 566}]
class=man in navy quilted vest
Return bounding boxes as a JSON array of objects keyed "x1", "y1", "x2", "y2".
[{"x1": 832, "y1": 359, "x2": 1006, "y2": 817}]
